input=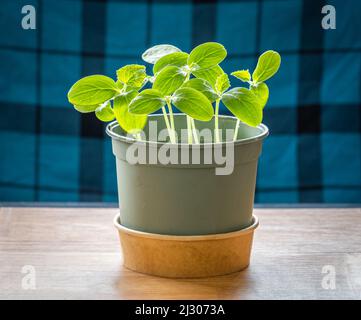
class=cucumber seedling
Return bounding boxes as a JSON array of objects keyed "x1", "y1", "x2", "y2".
[{"x1": 67, "y1": 43, "x2": 281, "y2": 143}]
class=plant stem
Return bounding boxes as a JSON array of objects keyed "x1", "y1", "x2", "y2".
[
  {"x1": 191, "y1": 118, "x2": 199, "y2": 144},
  {"x1": 185, "y1": 72, "x2": 190, "y2": 82},
  {"x1": 186, "y1": 115, "x2": 192, "y2": 144},
  {"x1": 233, "y1": 119, "x2": 240, "y2": 141},
  {"x1": 166, "y1": 101, "x2": 176, "y2": 143},
  {"x1": 184, "y1": 72, "x2": 194, "y2": 144},
  {"x1": 162, "y1": 106, "x2": 174, "y2": 143},
  {"x1": 215, "y1": 99, "x2": 220, "y2": 143}
]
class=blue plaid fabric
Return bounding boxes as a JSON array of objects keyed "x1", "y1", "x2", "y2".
[{"x1": 0, "y1": 0, "x2": 360, "y2": 203}]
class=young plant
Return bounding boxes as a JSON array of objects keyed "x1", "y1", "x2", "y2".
[
  {"x1": 229, "y1": 50, "x2": 281, "y2": 140},
  {"x1": 133, "y1": 42, "x2": 227, "y2": 143},
  {"x1": 67, "y1": 43, "x2": 281, "y2": 144},
  {"x1": 67, "y1": 65, "x2": 148, "y2": 137}
]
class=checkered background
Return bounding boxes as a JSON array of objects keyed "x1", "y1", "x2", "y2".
[{"x1": 0, "y1": 0, "x2": 360, "y2": 203}]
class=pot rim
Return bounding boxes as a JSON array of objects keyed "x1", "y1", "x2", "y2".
[
  {"x1": 114, "y1": 214, "x2": 259, "y2": 240},
  {"x1": 106, "y1": 114, "x2": 269, "y2": 147}
]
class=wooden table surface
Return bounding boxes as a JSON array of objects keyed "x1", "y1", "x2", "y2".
[{"x1": 0, "y1": 207, "x2": 360, "y2": 300}]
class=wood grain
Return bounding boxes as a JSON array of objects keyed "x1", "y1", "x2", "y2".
[{"x1": 0, "y1": 207, "x2": 360, "y2": 300}]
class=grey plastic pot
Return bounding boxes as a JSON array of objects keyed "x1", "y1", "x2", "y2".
[{"x1": 106, "y1": 114, "x2": 268, "y2": 236}]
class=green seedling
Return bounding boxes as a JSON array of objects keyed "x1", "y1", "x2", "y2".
[
  {"x1": 67, "y1": 43, "x2": 281, "y2": 143},
  {"x1": 229, "y1": 50, "x2": 281, "y2": 139}
]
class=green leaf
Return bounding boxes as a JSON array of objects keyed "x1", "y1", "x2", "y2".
[
  {"x1": 67, "y1": 75, "x2": 118, "y2": 106},
  {"x1": 192, "y1": 65, "x2": 224, "y2": 89},
  {"x1": 153, "y1": 66, "x2": 186, "y2": 96},
  {"x1": 187, "y1": 42, "x2": 227, "y2": 69},
  {"x1": 222, "y1": 87, "x2": 262, "y2": 127},
  {"x1": 73, "y1": 104, "x2": 99, "y2": 113},
  {"x1": 129, "y1": 89, "x2": 165, "y2": 115},
  {"x1": 142, "y1": 44, "x2": 181, "y2": 64},
  {"x1": 172, "y1": 87, "x2": 214, "y2": 121},
  {"x1": 231, "y1": 69, "x2": 251, "y2": 82},
  {"x1": 252, "y1": 50, "x2": 281, "y2": 83},
  {"x1": 95, "y1": 102, "x2": 115, "y2": 122},
  {"x1": 251, "y1": 83, "x2": 269, "y2": 109},
  {"x1": 116, "y1": 64, "x2": 146, "y2": 88},
  {"x1": 215, "y1": 73, "x2": 230, "y2": 94},
  {"x1": 182, "y1": 78, "x2": 219, "y2": 102},
  {"x1": 153, "y1": 52, "x2": 189, "y2": 74},
  {"x1": 116, "y1": 80, "x2": 124, "y2": 90},
  {"x1": 113, "y1": 91, "x2": 147, "y2": 133}
]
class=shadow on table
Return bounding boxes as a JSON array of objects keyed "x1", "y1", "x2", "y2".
[{"x1": 114, "y1": 266, "x2": 257, "y2": 299}]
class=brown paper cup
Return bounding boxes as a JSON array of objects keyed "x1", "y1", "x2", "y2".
[{"x1": 114, "y1": 215, "x2": 259, "y2": 278}]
